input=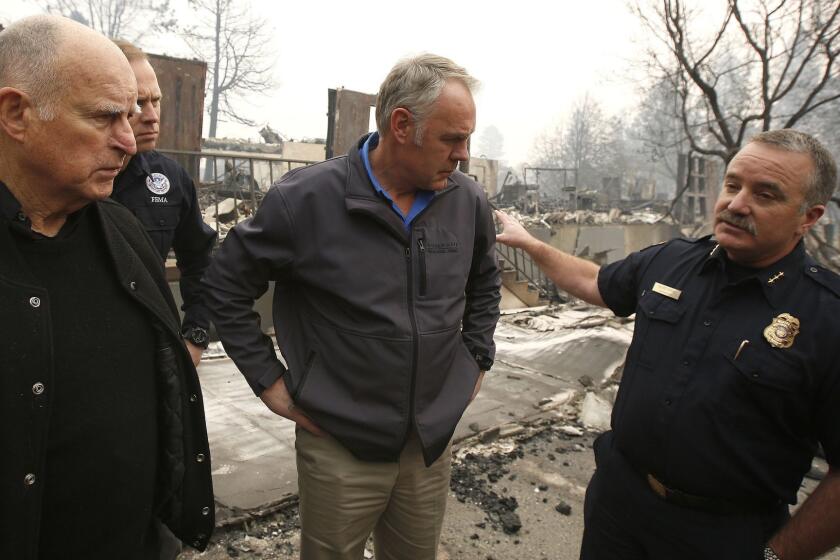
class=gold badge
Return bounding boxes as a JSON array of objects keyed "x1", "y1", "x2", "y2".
[{"x1": 763, "y1": 313, "x2": 800, "y2": 348}]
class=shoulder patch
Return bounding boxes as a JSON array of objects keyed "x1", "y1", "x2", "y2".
[{"x1": 804, "y1": 263, "x2": 840, "y2": 299}]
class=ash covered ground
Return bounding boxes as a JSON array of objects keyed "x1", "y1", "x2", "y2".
[
  {"x1": 179, "y1": 418, "x2": 833, "y2": 560},
  {"x1": 180, "y1": 415, "x2": 598, "y2": 560},
  {"x1": 179, "y1": 304, "x2": 837, "y2": 560}
]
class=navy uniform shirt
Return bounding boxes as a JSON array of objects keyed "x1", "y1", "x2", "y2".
[
  {"x1": 598, "y1": 236, "x2": 840, "y2": 506},
  {"x1": 112, "y1": 151, "x2": 217, "y2": 330}
]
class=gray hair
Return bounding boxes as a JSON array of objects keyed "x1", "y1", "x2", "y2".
[
  {"x1": 112, "y1": 38, "x2": 148, "y2": 62},
  {"x1": 0, "y1": 15, "x2": 64, "y2": 121},
  {"x1": 749, "y1": 129, "x2": 837, "y2": 209},
  {"x1": 375, "y1": 53, "x2": 478, "y2": 144}
]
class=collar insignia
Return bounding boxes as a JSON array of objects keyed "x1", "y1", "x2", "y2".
[
  {"x1": 763, "y1": 313, "x2": 799, "y2": 348},
  {"x1": 768, "y1": 272, "x2": 785, "y2": 284}
]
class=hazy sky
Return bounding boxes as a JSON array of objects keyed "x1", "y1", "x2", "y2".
[{"x1": 2, "y1": 0, "x2": 651, "y2": 166}]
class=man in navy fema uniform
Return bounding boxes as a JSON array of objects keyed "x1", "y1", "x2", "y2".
[
  {"x1": 112, "y1": 40, "x2": 217, "y2": 366},
  {"x1": 496, "y1": 129, "x2": 840, "y2": 560}
]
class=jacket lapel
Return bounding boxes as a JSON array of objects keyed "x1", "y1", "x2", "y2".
[{"x1": 93, "y1": 202, "x2": 181, "y2": 339}]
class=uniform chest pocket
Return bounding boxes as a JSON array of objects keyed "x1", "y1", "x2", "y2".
[
  {"x1": 133, "y1": 205, "x2": 180, "y2": 232},
  {"x1": 638, "y1": 292, "x2": 685, "y2": 324},
  {"x1": 635, "y1": 292, "x2": 686, "y2": 368},
  {"x1": 726, "y1": 343, "x2": 803, "y2": 393}
]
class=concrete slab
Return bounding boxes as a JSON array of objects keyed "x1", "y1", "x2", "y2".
[
  {"x1": 198, "y1": 360, "x2": 297, "y2": 512},
  {"x1": 198, "y1": 319, "x2": 633, "y2": 516}
]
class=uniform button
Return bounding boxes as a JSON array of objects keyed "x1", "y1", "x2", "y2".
[
  {"x1": 129, "y1": 281, "x2": 137, "y2": 291},
  {"x1": 665, "y1": 399, "x2": 672, "y2": 406},
  {"x1": 201, "y1": 506, "x2": 210, "y2": 516},
  {"x1": 682, "y1": 360, "x2": 690, "y2": 366},
  {"x1": 810, "y1": 267, "x2": 819, "y2": 273},
  {"x1": 159, "y1": 219, "x2": 166, "y2": 226},
  {"x1": 32, "y1": 382, "x2": 45, "y2": 395},
  {"x1": 15, "y1": 211, "x2": 26, "y2": 222},
  {"x1": 29, "y1": 296, "x2": 41, "y2": 308},
  {"x1": 703, "y1": 320, "x2": 712, "y2": 327},
  {"x1": 189, "y1": 394, "x2": 198, "y2": 403},
  {"x1": 24, "y1": 473, "x2": 36, "y2": 486},
  {"x1": 196, "y1": 453, "x2": 205, "y2": 463},
  {"x1": 752, "y1": 373, "x2": 759, "y2": 378}
]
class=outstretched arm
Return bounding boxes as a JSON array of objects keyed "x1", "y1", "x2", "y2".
[{"x1": 495, "y1": 210, "x2": 606, "y2": 307}]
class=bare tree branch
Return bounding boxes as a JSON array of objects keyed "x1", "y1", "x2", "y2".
[
  {"x1": 182, "y1": 0, "x2": 274, "y2": 137},
  {"x1": 635, "y1": 0, "x2": 840, "y2": 164}
]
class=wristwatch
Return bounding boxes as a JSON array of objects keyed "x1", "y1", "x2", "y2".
[
  {"x1": 763, "y1": 546, "x2": 781, "y2": 560},
  {"x1": 474, "y1": 354, "x2": 493, "y2": 371},
  {"x1": 182, "y1": 326, "x2": 209, "y2": 348}
]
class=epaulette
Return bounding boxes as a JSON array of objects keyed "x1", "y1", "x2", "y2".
[
  {"x1": 689, "y1": 234, "x2": 715, "y2": 244},
  {"x1": 649, "y1": 234, "x2": 713, "y2": 251},
  {"x1": 804, "y1": 260, "x2": 840, "y2": 299}
]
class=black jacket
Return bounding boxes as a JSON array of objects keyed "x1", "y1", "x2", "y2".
[
  {"x1": 0, "y1": 197, "x2": 214, "y2": 558},
  {"x1": 202, "y1": 136, "x2": 501, "y2": 465},
  {"x1": 113, "y1": 151, "x2": 217, "y2": 330}
]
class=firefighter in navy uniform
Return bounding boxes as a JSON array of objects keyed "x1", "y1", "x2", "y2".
[
  {"x1": 112, "y1": 40, "x2": 216, "y2": 366},
  {"x1": 496, "y1": 129, "x2": 840, "y2": 560}
]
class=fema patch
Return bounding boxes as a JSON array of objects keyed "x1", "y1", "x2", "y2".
[{"x1": 146, "y1": 172, "x2": 171, "y2": 195}]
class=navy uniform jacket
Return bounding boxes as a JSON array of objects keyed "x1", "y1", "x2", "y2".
[
  {"x1": 113, "y1": 151, "x2": 217, "y2": 330},
  {"x1": 598, "y1": 236, "x2": 840, "y2": 506}
]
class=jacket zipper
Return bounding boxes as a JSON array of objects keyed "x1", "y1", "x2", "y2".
[
  {"x1": 417, "y1": 238, "x2": 427, "y2": 296},
  {"x1": 355, "y1": 187, "x2": 457, "y2": 445},
  {"x1": 405, "y1": 245, "x2": 419, "y2": 443},
  {"x1": 401, "y1": 188, "x2": 459, "y2": 444}
]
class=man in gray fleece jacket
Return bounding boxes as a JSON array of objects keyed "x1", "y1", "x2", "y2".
[{"x1": 203, "y1": 53, "x2": 501, "y2": 560}]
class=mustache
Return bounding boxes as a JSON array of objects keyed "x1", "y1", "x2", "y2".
[{"x1": 716, "y1": 209, "x2": 757, "y2": 236}]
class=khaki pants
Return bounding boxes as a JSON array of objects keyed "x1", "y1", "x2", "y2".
[{"x1": 295, "y1": 427, "x2": 451, "y2": 560}]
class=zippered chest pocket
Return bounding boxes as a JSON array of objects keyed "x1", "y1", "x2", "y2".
[{"x1": 416, "y1": 228, "x2": 466, "y2": 298}]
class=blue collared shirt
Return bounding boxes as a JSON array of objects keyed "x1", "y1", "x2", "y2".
[{"x1": 360, "y1": 133, "x2": 434, "y2": 230}]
